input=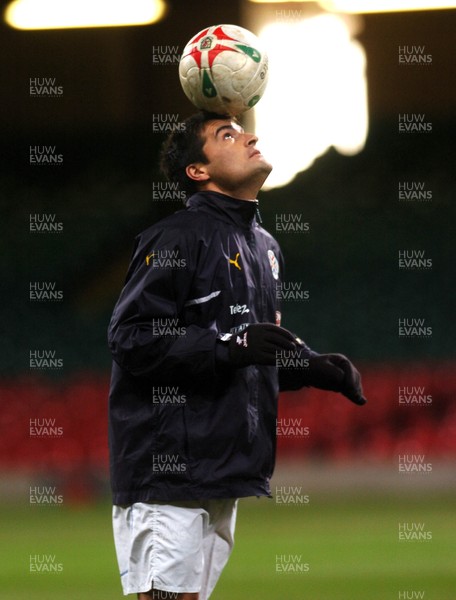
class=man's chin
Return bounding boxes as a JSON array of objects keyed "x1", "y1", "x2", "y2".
[
  {"x1": 255, "y1": 156, "x2": 272, "y2": 172},
  {"x1": 256, "y1": 164, "x2": 273, "y2": 191},
  {"x1": 260, "y1": 161, "x2": 273, "y2": 178}
]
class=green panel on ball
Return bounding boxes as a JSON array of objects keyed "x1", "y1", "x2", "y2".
[
  {"x1": 235, "y1": 44, "x2": 261, "y2": 63},
  {"x1": 202, "y1": 70, "x2": 217, "y2": 98},
  {"x1": 248, "y1": 95, "x2": 261, "y2": 108}
]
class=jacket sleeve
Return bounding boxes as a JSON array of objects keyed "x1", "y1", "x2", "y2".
[
  {"x1": 108, "y1": 226, "x2": 218, "y2": 382},
  {"x1": 278, "y1": 345, "x2": 320, "y2": 391},
  {"x1": 275, "y1": 247, "x2": 319, "y2": 391}
]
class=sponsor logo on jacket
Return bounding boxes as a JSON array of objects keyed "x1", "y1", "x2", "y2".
[
  {"x1": 229, "y1": 303, "x2": 250, "y2": 315},
  {"x1": 228, "y1": 252, "x2": 242, "y2": 270}
]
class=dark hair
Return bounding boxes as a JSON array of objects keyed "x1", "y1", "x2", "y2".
[{"x1": 159, "y1": 111, "x2": 230, "y2": 198}]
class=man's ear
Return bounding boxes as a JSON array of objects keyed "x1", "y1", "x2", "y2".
[{"x1": 186, "y1": 163, "x2": 210, "y2": 183}]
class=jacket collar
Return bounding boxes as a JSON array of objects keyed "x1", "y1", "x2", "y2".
[{"x1": 186, "y1": 191, "x2": 259, "y2": 228}]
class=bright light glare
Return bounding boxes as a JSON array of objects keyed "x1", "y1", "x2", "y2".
[
  {"x1": 249, "y1": 0, "x2": 456, "y2": 12},
  {"x1": 254, "y1": 15, "x2": 368, "y2": 189},
  {"x1": 320, "y1": 0, "x2": 456, "y2": 12},
  {"x1": 4, "y1": 0, "x2": 166, "y2": 30}
]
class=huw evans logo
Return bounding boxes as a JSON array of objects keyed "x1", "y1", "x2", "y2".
[
  {"x1": 152, "y1": 45, "x2": 181, "y2": 65},
  {"x1": 151, "y1": 386, "x2": 186, "y2": 405},
  {"x1": 29, "y1": 282, "x2": 63, "y2": 302},
  {"x1": 156, "y1": 520, "x2": 191, "y2": 545},
  {"x1": 398, "y1": 454, "x2": 432, "y2": 473},
  {"x1": 398, "y1": 113, "x2": 432, "y2": 133},
  {"x1": 275, "y1": 486, "x2": 310, "y2": 505},
  {"x1": 398, "y1": 386, "x2": 432, "y2": 406},
  {"x1": 276, "y1": 281, "x2": 310, "y2": 301},
  {"x1": 275, "y1": 555, "x2": 310, "y2": 574},
  {"x1": 152, "y1": 454, "x2": 187, "y2": 474},
  {"x1": 29, "y1": 418, "x2": 63, "y2": 438},
  {"x1": 398, "y1": 45, "x2": 432, "y2": 65},
  {"x1": 30, "y1": 486, "x2": 63, "y2": 506},
  {"x1": 147, "y1": 592, "x2": 179, "y2": 600},
  {"x1": 145, "y1": 250, "x2": 186, "y2": 269},
  {"x1": 276, "y1": 418, "x2": 309, "y2": 438},
  {"x1": 29, "y1": 350, "x2": 63, "y2": 370},
  {"x1": 152, "y1": 114, "x2": 186, "y2": 133},
  {"x1": 398, "y1": 181, "x2": 432, "y2": 201},
  {"x1": 275, "y1": 9, "x2": 306, "y2": 22},
  {"x1": 30, "y1": 555, "x2": 63, "y2": 573},
  {"x1": 398, "y1": 522, "x2": 432, "y2": 541},
  {"x1": 152, "y1": 182, "x2": 186, "y2": 202},
  {"x1": 29, "y1": 146, "x2": 63, "y2": 165},
  {"x1": 398, "y1": 250, "x2": 432, "y2": 270},
  {"x1": 398, "y1": 318, "x2": 432, "y2": 338},
  {"x1": 29, "y1": 214, "x2": 63, "y2": 233},
  {"x1": 29, "y1": 77, "x2": 63, "y2": 97},
  {"x1": 275, "y1": 214, "x2": 310, "y2": 233},
  {"x1": 276, "y1": 350, "x2": 309, "y2": 369},
  {"x1": 151, "y1": 318, "x2": 186, "y2": 337}
]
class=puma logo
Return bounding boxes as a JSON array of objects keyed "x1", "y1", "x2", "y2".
[{"x1": 229, "y1": 252, "x2": 241, "y2": 271}]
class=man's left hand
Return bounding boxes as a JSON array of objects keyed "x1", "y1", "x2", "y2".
[{"x1": 305, "y1": 354, "x2": 367, "y2": 406}]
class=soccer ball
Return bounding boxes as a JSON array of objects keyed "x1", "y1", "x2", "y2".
[{"x1": 179, "y1": 24, "x2": 268, "y2": 116}]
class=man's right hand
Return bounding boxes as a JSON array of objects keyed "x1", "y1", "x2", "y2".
[{"x1": 228, "y1": 323, "x2": 298, "y2": 367}]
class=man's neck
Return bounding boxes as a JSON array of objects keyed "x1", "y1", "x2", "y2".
[{"x1": 201, "y1": 182, "x2": 259, "y2": 202}]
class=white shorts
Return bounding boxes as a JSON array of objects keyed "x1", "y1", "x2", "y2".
[{"x1": 112, "y1": 498, "x2": 238, "y2": 597}]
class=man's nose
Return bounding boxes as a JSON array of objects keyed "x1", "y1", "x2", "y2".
[{"x1": 245, "y1": 133, "x2": 258, "y2": 146}]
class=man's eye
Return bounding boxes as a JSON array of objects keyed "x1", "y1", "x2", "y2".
[{"x1": 223, "y1": 132, "x2": 234, "y2": 139}]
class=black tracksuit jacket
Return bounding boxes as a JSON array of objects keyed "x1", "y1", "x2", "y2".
[{"x1": 108, "y1": 191, "x2": 312, "y2": 505}]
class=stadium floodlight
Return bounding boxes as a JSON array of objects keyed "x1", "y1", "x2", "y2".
[
  {"x1": 320, "y1": 0, "x2": 456, "y2": 13},
  {"x1": 4, "y1": 0, "x2": 167, "y2": 30},
  {"x1": 248, "y1": 0, "x2": 456, "y2": 12},
  {"x1": 252, "y1": 14, "x2": 368, "y2": 189}
]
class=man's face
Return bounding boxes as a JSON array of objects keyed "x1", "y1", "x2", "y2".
[{"x1": 196, "y1": 119, "x2": 272, "y2": 198}]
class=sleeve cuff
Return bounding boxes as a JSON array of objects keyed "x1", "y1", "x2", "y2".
[{"x1": 215, "y1": 339, "x2": 231, "y2": 366}]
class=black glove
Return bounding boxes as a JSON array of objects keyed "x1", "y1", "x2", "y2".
[
  {"x1": 228, "y1": 323, "x2": 299, "y2": 367},
  {"x1": 304, "y1": 354, "x2": 367, "y2": 406}
]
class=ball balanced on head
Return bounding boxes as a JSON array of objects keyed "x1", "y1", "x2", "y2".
[{"x1": 179, "y1": 24, "x2": 269, "y2": 116}]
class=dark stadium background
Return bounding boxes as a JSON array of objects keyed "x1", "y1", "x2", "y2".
[{"x1": 0, "y1": 2, "x2": 455, "y2": 598}]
